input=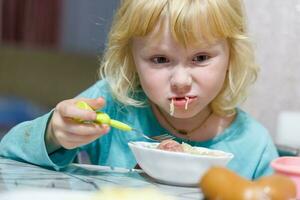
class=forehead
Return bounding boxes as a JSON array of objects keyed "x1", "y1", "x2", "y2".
[{"x1": 132, "y1": 20, "x2": 216, "y2": 50}]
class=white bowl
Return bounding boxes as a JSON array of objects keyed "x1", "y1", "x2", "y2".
[{"x1": 128, "y1": 141, "x2": 234, "y2": 186}]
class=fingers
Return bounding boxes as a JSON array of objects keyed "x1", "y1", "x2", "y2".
[
  {"x1": 55, "y1": 97, "x2": 105, "y2": 121},
  {"x1": 54, "y1": 131, "x2": 101, "y2": 149},
  {"x1": 51, "y1": 119, "x2": 110, "y2": 149},
  {"x1": 55, "y1": 125, "x2": 109, "y2": 148},
  {"x1": 49, "y1": 97, "x2": 109, "y2": 150},
  {"x1": 55, "y1": 100, "x2": 95, "y2": 121},
  {"x1": 61, "y1": 117, "x2": 110, "y2": 136},
  {"x1": 80, "y1": 97, "x2": 105, "y2": 110}
]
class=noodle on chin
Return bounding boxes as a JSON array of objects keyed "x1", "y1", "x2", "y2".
[
  {"x1": 185, "y1": 97, "x2": 189, "y2": 110},
  {"x1": 169, "y1": 98, "x2": 174, "y2": 116}
]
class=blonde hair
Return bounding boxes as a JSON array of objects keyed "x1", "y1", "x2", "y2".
[{"x1": 100, "y1": 0, "x2": 258, "y2": 116}]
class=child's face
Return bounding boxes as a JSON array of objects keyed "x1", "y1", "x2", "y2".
[{"x1": 131, "y1": 24, "x2": 230, "y2": 118}]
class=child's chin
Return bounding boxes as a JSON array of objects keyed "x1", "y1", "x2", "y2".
[{"x1": 171, "y1": 111, "x2": 198, "y2": 119}]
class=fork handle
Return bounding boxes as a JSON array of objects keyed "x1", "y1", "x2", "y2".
[
  {"x1": 76, "y1": 101, "x2": 133, "y2": 132},
  {"x1": 110, "y1": 119, "x2": 132, "y2": 131}
]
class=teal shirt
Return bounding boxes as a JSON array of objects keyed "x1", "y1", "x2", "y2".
[{"x1": 0, "y1": 80, "x2": 278, "y2": 180}]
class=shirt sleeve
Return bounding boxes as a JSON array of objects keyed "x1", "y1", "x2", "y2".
[
  {"x1": 0, "y1": 111, "x2": 78, "y2": 170},
  {"x1": 253, "y1": 139, "x2": 279, "y2": 179}
]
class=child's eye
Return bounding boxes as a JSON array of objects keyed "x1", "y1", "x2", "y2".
[
  {"x1": 151, "y1": 56, "x2": 170, "y2": 64},
  {"x1": 192, "y1": 55, "x2": 210, "y2": 63}
]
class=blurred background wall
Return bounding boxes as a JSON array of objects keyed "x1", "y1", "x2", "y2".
[
  {"x1": 0, "y1": 0, "x2": 299, "y2": 143},
  {"x1": 242, "y1": 0, "x2": 300, "y2": 145},
  {"x1": 0, "y1": 0, "x2": 119, "y2": 136}
]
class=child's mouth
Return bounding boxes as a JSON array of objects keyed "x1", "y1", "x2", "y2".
[{"x1": 170, "y1": 96, "x2": 197, "y2": 107}]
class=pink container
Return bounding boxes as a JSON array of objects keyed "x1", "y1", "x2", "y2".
[{"x1": 271, "y1": 156, "x2": 300, "y2": 198}]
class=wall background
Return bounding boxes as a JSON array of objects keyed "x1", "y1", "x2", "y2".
[
  {"x1": 242, "y1": 0, "x2": 300, "y2": 138},
  {"x1": 60, "y1": 0, "x2": 119, "y2": 54}
]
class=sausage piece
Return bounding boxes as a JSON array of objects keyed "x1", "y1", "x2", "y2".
[{"x1": 157, "y1": 139, "x2": 184, "y2": 152}]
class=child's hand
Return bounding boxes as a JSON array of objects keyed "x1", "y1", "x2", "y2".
[{"x1": 46, "y1": 97, "x2": 110, "y2": 153}]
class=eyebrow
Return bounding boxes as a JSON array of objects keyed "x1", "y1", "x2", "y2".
[
  {"x1": 138, "y1": 44, "x2": 173, "y2": 55},
  {"x1": 148, "y1": 44, "x2": 218, "y2": 53}
]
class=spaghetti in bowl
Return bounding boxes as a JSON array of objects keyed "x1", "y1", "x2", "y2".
[{"x1": 128, "y1": 141, "x2": 234, "y2": 186}]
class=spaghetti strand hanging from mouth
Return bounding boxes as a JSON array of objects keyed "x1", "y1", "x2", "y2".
[
  {"x1": 185, "y1": 97, "x2": 189, "y2": 110},
  {"x1": 169, "y1": 98, "x2": 174, "y2": 116}
]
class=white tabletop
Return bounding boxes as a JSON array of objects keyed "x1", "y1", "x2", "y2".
[{"x1": 0, "y1": 157, "x2": 203, "y2": 200}]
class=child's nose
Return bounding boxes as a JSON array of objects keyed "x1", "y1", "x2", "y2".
[{"x1": 170, "y1": 66, "x2": 192, "y2": 93}]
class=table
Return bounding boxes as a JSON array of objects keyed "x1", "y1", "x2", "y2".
[{"x1": 0, "y1": 157, "x2": 203, "y2": 199}]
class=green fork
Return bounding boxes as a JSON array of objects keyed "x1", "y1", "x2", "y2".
[{"x1": 76, "y1": 101, "x2": 175, "y2": 142}]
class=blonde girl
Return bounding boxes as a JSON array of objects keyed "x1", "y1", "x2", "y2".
[{"x1": 0, "y1": 0, "x2": 278, "y2": 179}]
